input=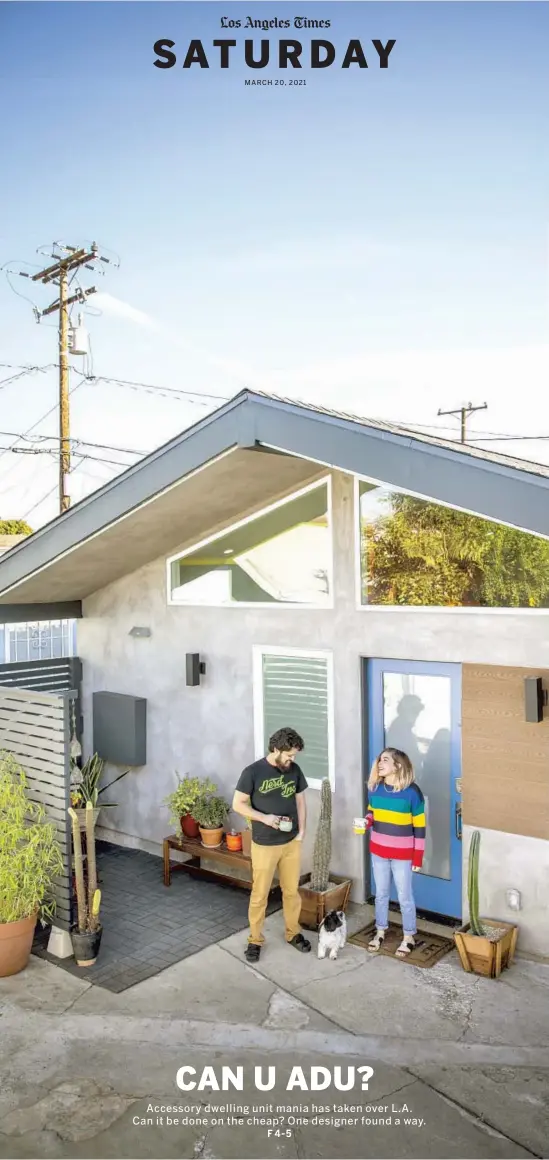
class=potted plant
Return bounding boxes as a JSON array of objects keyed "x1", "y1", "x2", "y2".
[
  {"x1": 0, "y1": 752, "x2": 64, "y2": 978},
  {"x1": 192, "y1": 794, "x2": 230, "y2": 848},
  {"x1": 164, "y1": 773, "x2": 217, "y2": 839},
  {"x1": 454, "y1": 830, "x2": 518, "y2": 978},
  {"x1": 298, "y1": 778, "x2": 352, "y2": 930},
  {"x1": 70, "y1": 753, "x2": 130, "y2": 829},
  {"x1": 68, "y1": 802, "x2": 103, "y2": 966}
]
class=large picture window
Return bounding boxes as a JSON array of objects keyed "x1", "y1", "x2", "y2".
[
  {"x1": 358, "y1": 480, "x2": 549, "y2": 608},
  {"x1": 168, "y1": 479, "x2": 331, "y2": 607},
  {"x1": 253, "y1": 647, "x2": 335, "y2": 790}
]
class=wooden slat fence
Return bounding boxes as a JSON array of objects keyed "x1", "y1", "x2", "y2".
[
  {"x1": 0, "y1": 657, "x2": 82, "y2": 741},
  {"x1": 0, "y1": 686, "x2": 73, "y2": 931}
]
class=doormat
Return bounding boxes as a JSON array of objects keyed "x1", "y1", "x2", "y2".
[{"x1": 348, "y1": 920, "x2": 455, "y2": 968}]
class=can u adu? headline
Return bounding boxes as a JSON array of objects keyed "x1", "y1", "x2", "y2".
[{"x1": 174, "y1": 1065, "x2": 375, "y2": 1092}]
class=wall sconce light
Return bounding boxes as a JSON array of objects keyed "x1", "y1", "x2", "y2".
[
  {"x1": 129, "y1": 626, "x2": 151, "y2": 638},
  {"x1": 524, "y1": 677, "x2": 547, "y2": 723},
  {"x1": 186, "y1": 653, "x2": 206, "y2": 687}
]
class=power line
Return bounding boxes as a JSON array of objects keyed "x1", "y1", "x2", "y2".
[
  {"x1": 84, "y1": 374, "x2": 229, "y2": 404},
  {"x1": 21, "y1": 484, "x2": 58, "y2": 521},
  {"x1": 0, "y1": 364, "x2": 55, "y2": 391},
  {"x1": 0, "y1": 378, "x2": 86, "y2": 469},
  {"x1": 0, "y1": 430, "x2": 146, "y2": 456}
]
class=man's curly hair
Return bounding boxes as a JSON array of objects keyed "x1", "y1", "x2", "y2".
[{"x1": 268, "y1": 727, "x2": 304, "y2": 754}]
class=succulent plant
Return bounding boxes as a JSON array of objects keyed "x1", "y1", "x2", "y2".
[
  {"x1": 468, "y1": 829, "x2": 483, "y2": 936},
  {"x1": 310, "y1": 778, "x2": 332, "y2": 893}
]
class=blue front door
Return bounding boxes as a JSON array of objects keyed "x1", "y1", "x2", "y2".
[{"x1": 366, "y1": 659, "x2": 462, "y2": 920}]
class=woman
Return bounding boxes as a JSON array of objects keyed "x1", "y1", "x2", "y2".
[{"x1": 364, "y1": 748, "x2": 426, "y2": 959}]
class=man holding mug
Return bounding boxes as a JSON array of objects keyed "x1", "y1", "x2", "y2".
[{"x1": 233, "y1": 726, "x2": 311, "y2": 962}]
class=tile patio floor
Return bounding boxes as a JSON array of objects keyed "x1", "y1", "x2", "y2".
[{"x1": 32, "y1": 840, "x2": 281, "y2": 992}]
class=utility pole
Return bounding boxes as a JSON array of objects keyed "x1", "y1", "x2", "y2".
[
  {"x1": 58, "y1": 263, "x2": 70, "y2": 512},
  {"x1": 437, "y1": 401, "x2": 488, "y2": 444},
  {"x1": 16, "y1": 242, "x2": 113, "y2": 513}
]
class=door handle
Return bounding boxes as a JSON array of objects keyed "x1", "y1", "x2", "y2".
[{"x1": 455, "y1": 803, "x2": 462, "y2": 841}]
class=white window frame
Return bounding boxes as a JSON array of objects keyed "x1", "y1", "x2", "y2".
[
  {"x1": 167, "y1": 476, "x2": 334, "y2": 610},
  {"x1": 353, "y1": 472, "x2": 549, "y2": 615},
  {"x1": 252, "y1": 645, "x2": 335, "y2": 791}
]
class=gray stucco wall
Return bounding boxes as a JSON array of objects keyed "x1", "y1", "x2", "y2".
[{"x1": 78, "y1": 469, "x2": 549, "y2": 908}]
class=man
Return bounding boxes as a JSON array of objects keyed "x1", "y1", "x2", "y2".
[{"x1": 233, "y1": 726, "x2": 311, "y2": 962}]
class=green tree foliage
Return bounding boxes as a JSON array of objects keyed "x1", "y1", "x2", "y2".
[
  {"x1": 0, "y1": 519, "x2": 33, "y2": 535},
  {"x1": 362, "y1": 493, "x2": 549, "y2": 607}
]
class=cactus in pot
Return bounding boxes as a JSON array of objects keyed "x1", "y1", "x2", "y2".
[
  {"x1": 299, "y1": 777, "x2": 351, "y2": 929},
  {"x1": 310, "y1": 777, "x2": 332, "y2": 892}
]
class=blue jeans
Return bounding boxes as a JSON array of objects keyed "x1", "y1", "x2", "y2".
[{"x1": 371, "y1": 855, "x2": 416, "y2": 937}]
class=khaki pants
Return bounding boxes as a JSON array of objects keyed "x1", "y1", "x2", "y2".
[{"x1": 248, "y1": 838, "x2": 302, "y2": 945}]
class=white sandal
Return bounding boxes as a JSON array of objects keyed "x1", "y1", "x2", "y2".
[
  {"x1": 395, "y1": 936, "x2": 415, "y2": 959},
  {"x1": 368, "y1": 929, "x2": 386, "y2": 952}
]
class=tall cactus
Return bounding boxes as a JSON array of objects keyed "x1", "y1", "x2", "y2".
[
  {"x1": 468, "y1": 829, "x2": 482, "y2": 936},
  {"x1": 310, "y1": 778, "x2": 332, "y2": 892},
  {"x1": 85, "y1": 801, "x2": 98, "y2": 919},
  {"x1": 69, "y1": 808, "x2": 87, "y2": 933}
]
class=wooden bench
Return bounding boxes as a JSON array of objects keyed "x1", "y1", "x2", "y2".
[
  {"x1": 163, "y1": 834, "x2": 255, "y2": 891},
  {"x1": 162, "y1": 834, "x2": 309, "y2": 895}
]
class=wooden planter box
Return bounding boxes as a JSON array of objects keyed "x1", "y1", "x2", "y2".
[
  {"x1": 299, "y1": 874, "x2": 352, "y2": 930},
  {"x1": 454, "y1": 919, "x2": 518, "y2": 979}
]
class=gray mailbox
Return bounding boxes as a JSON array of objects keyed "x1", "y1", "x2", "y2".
[{"x1": 92, "y1": 691, "x2": 147, "y2": 766}]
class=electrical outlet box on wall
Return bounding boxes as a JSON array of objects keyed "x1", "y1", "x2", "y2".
[{"x1": 93, "y1": 691, "x2": 147, "y2": 766}]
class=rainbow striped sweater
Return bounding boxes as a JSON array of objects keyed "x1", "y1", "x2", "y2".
[{"x1": 367, "y1": 782, "x2": 426, "y2": 869}]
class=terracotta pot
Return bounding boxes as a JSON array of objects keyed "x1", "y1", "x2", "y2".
[
  {"x1": 180, "y1": 814, "x2": 200, "y2": 839},
  {"x1": 199, "y1": 825, "x2": 224, "y2": 848},
  {"x1": 0, "y1": 912, "x2": 38, "y2": 978},
  {"x1": 226, "y1": 832, "x2": 242, "y2": 852}
]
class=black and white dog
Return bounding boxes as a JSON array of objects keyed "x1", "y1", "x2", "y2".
[{"x1": 317, "y1": 910, "x2": 347, "y2": 960}]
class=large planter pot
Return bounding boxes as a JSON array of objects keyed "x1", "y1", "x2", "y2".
[
  {"x1": 199, "y1": 825, "x2": 224, "y2": 849},
  {"x1": 454, "y1": 919, "x2": 518, "y2": 979},
  {"x1": 180, "y1": 814, "x2": 200, "y2": 839},
  {"x1": 0, "y1": 913, "x2": 38, "y2": 978},
  {"x1": 71, "y1": 925, "x2": 103, "y2": 967},
  {"x1": 299, "y1": 875, "x2": 352, "y2": 931}
]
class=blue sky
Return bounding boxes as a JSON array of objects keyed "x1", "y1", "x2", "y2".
[{"x1": 0, "y1": 1, "x2": 547, "y2": 526}]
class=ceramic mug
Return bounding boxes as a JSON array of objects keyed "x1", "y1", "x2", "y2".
[{"x1": 353, "y1": 816, "x2": 366, "y2": 835}]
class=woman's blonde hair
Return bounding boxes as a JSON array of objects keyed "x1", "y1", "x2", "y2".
[{"x1": 368, "y1": 748, "x2": 414, "y2": 792}]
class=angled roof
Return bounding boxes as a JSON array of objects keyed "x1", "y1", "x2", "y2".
[{"x1": 1, "y1": 388, "x2": 549, "y2": 611}]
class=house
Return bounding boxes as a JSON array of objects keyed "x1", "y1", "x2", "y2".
[{"x1": 0, "y1": 390, "x2": 548, "y2": 954}]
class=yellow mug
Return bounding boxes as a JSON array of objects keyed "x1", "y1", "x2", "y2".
[{"x1": 353, "y1": 817, "x2": 366, "y2": 835}]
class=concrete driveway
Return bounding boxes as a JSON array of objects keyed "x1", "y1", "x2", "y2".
[{"x1": 0, "y1": 910, "x2": 548, "y2": 1159}]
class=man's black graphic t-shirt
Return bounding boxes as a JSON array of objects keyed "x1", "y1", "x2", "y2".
[{"x1": 235, "y1": 758, "x2": 308, "y2": 846}]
